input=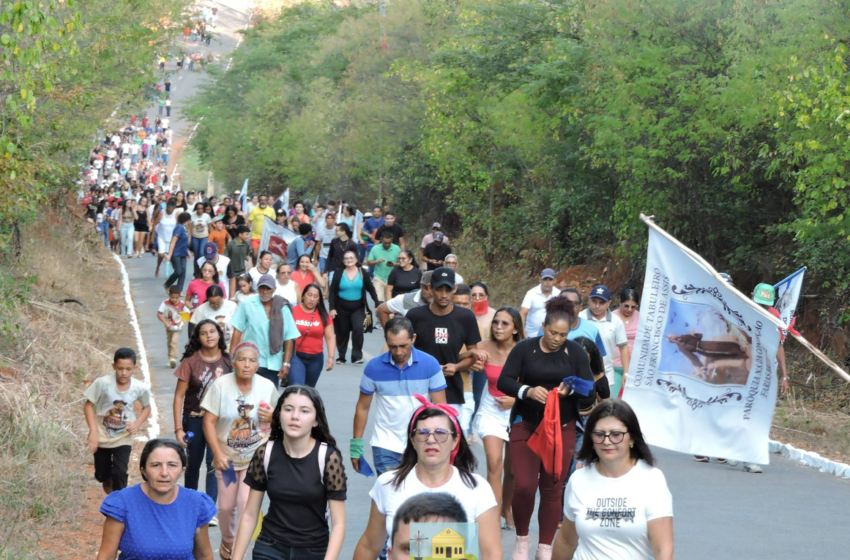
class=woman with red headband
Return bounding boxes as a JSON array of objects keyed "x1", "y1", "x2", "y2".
[{"x1": 352, "y1": 396, "x2": 502, "y2": 560}]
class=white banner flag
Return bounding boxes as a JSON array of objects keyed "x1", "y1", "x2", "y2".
[
  {"x1": 774, "y1": 267, "x2": 805, "y2": 335},
  {"x1": 624, "y1": 227, "x2": 782, "y2": 464},
  {"x1": 259, "y1": 217, "x2": 297, "y2": 267},
  {"x1": 278, "y1": 188, "x2": 290, "y2": 214}
]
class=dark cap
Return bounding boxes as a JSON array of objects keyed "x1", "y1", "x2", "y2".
[
  {"x1": 540, "y1": 268, "x2": 556, "y2": 280},
  {"x1": 431, "y1": 267, "x2": 456, "y2": 290},
  {"x1": 257, "y1": 274, "x2": 276, "y2": 290},
  {"x1": 589, "y1": 285, "x2": 611, "y2": 302},
  {"x1": 433, "y1": 231, "x2": 445, "y2": 242},
  {"x1": 203, "y1": 242, "x2": 218, "y2": 258}
]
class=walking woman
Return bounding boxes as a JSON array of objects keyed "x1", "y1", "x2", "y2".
[
  {"x1": 232, "y1": 386, "x2": 347, "y2": 560},
  {"x1": 117, "y1": 198, "x2": 136, "y2": 257},
  {"x1": 132, "y1": 196, "x2": 150, "y2": 258},
  {"x1": 552, "y1": 400, "x2": 674, "y2": 560},
  {"x1": 292, "y1": 254, "x2": 326, "y2": 292},
  {"x1": 186, "y1": 262, "x2": 227, "y2": 313},
  {"x1": 612, "y1": 288, "x2": 640, "y2": 396},
  {"x1": 290, "y1": 283, "x2": 336, "y2": 387},
  {"x1": 248, "y1": 251, "x2": 276, "y2": 291},
  {"x1": 164, "y1": 212, "x2": 193, "y2": 292},
  {"x1": 386, "y1": 250, "x2": 422, "y2": 299},
  {"x1": 153, "y1": 198, "x2": 179, "y2": 278},
  {"x1": 97, "y1": 439, "x2": 216, "y2": 560},
  {"x1": 328, "y1": 251, "x2": 379, "y2": 365},
  {"x1": 497, "y1": 297, "x2": 596, "y2": 560},
  {"x1": 191, "y1": 285, "x2": 239, "y2": 346},
  {"x1": 234, "y1": 273, "x2": 256, "y2": 305},
  {"x1": 274, "y1": 263, "x2": 301, "y2": 305},
  {"x1": 466, "y1": 307, "x2": 524, "y2": 531},
  {"x1": 201, "y1": 342, "x2": 278, "y2": 560},
  {"x1": 352, "y1": 398, "x2": 502, "y2": 560},
  {"x1": 174, "y1": 190, "x2": 188, "y2": 212},
  {"x1": 173, "y1": 319, "x2": 232, "y2": 515},
  {"x1": 191, "y1": 202, "x2": 212, "y2": 276},
  {"x1": 223, "y1": 204, "x2": 245, "y2": 237},
  {"x1": 325, "y1": 223, "x2": 359, "y2": 285}
]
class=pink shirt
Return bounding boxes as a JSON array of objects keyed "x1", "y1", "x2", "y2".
[
  {"x1": 484, "y1": 363, "x2": 506, "y2": 398},
  {"x1": 612, "y1": 309, "x2": 639, "y2": 367}
]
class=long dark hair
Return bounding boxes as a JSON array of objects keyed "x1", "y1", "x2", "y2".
[
  {"x1": 391, "y1": 407, "x2": 477, "y2": 490},
  {"x1": 491, "y1": 306, "x2": 525, "y2": 343},
  {"x1": 269, "y1": 386, "x2": 337, "y2": 449},
  {"x1": 180, "y1": 319, "x2": 228, "y2": 361},
  {"x1": 573, "y1": 336, "x2": 604, "y2": 377},
  {"x1": 300, "y1": 283, "x2": 329, "y2": 325},
  {"x1": 576, "y1": 400, "x2": 654, "y2": 467}
]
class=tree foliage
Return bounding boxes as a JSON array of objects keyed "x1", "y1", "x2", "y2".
[{"x1": 190, "y1": 0, "x2": 850, "y2": 291}]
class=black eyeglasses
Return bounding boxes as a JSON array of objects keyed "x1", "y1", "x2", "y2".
[
  {"x1": 590, "y1": 431, "x2": 627, "y2": 444},
  {"x1": 412, "y1": 428, "x2": 451, "y2": 443}
]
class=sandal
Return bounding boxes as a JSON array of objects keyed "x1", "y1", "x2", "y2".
[
  {"x1": 503, "y1": 520, "x2": 516, "y2": 531},
  {"x1": 220, "y1": 541, "x2": 233, "y2": 560}
]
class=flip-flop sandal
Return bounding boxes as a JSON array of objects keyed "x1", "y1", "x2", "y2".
[
  {"x1": 220, "y1": 541, "x2": 233, "y2": 560},
  {"x1": 502, "y1": 521, "x2": 516, "y2": 531}
]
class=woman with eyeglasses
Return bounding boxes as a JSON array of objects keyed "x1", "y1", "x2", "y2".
[
  {"x1": 552, "y1": 400, "x2": 674, "y2": 560},
  {"x1": 385, "y1": 250, "x2": 422, "y2": 300},
  {"x1": 612, "y1": 289, "x2": 640, "y2": 397},
  {"x1": 328, "y1": 250, "x2": 379, "y2": 365},
  {"x1": 353, "y1": 398, "x2": 502, "y2": 560}
]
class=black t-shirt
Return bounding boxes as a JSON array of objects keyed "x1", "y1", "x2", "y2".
[
  {"x1": 422, "y1": 242, "x2": 452, "y2": 271},
  {"x1": 497, "y1": 337, "x2": 596, "y2": 427},
  {"x1": 375, "y1": 223, "x2": 405, "y2": 245},
  {"x1": 244, "y1": 441, "x2": 347, "y2": 548},
  {"x1": 387, "y1": 266, "x2": 422, "y2": 297},
  {"x1": 406, "y1": 305, "x2": 481, "y2": 404}
]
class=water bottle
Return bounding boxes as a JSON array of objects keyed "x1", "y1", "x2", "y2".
[
  {"x1": 259, "y1": 400, "x2": 271, "y2": 433},
  {"x1": 184, "y1": 431, "x2": 194, "y2": 444},
  {"x1": 191, "y1": 293, "x2": 199, "y2": 309}
]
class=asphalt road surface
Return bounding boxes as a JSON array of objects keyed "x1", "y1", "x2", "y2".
[{"x1": 120, "y1": 0, "x2": 850, "y2": 558}]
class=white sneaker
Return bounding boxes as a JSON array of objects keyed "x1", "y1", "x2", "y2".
[
  {"x1": 535, "y1": 543, "x2": 552, "y2": 560},
  {"x1": 169, "y1": 359, "x2": 176, "y2": 368},
  {"x1": 513, "y1": 535, "x2": 530, "y2": 560},
  {"x1": 726, "y1": 460, "x2": 739, "y2": 467},
  {"x1": 743, "y1": 463, "x2": 763, "y2": 473},
  {"x1": 209, "y1": 515, "x2": 219, "y2": 526}
]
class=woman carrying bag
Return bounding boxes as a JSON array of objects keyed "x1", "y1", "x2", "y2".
[{"x1": 328, "y1": 251, "x2": 379, "y2": 365}]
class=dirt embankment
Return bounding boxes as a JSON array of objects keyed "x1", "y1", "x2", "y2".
[{"x1": 0, "y1": 209, "x2": 154, "y2": 559}]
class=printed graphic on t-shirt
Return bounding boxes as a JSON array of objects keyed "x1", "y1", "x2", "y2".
[
  {"x1": 435, "y1": 328, "x2": 449, "y2": 344},
  {"x1": 584, "y1": 498, "x2": 637, "y2": 527},
  {"x1": 227, "y1": 396, "x2": 263, "y2": 454},
  {"x1": 196, "y1": 364, "x2": 225, "y2": 403},
  {"x1": 103, "y1": 400, "x2": 130, "y2": 436},
  {"x1": 213, "y1": 314, "x2": 232, "y2": 345}
]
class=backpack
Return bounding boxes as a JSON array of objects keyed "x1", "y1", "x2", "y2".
[{"x1": 263, "y1": 440, "x2": 331, "y2": 521}]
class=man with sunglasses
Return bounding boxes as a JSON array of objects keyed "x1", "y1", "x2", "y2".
[{"x1": 352, "y1": 317, "x2": 447, "y2": 478}]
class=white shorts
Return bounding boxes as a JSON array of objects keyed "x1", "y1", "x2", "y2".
[
  {"x1": 475, "y1": 391, "x2": 511, "y2": 441},
  {"x1": 156, "y1": 236, "x2": 170, "y2": 254}
]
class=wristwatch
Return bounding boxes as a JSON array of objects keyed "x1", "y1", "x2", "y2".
[
  {"x1": 283, "y1": 362, "x2": 291, "y2": 368},
  {"x1": 782, "y1": 377, "x2": 790, "y2": 381}
]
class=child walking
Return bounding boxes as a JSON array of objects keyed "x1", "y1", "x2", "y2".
[
  {"x1": 83, "y1": 348, "x2": 152, "y2": 494},
  {"x1": 158, "y1": 285, "x2": 187, "y2": 368}
]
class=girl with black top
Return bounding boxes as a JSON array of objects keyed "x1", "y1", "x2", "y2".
[
  {"x1": 133, "y1": 196, "x2": 150, "y2": 258},
  {"x1": 234, "y1": 386, "x2": 347, "y2": 560},
  {"x1": 328, "y1": 251, "x2": 379, "y2": 365},
  {"x1": 497, "y1": 297, "x2": 596, "y2": 560},
  {"x1": 325, "y1": 223, "x2": 359, "y2": 279},
  {"x1": 223, "y1": 205, "x2": 246, "y2": 236},
  {"x1": 386, "y1": 250, "x2": 422, "y2": 298}
]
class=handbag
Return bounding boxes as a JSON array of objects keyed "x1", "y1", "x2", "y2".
[{"x1": 364, "y1": 308, "x2": 374, "y2": 334}]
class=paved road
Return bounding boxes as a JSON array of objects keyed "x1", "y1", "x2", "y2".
[{"x1": 121, "y1": 2, "x2": 850, "y2": 559}]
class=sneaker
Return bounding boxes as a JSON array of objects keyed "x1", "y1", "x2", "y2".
[
  {"x1": 335, "y1": 358, "x2": 346, "y2": 365},
  {"x1": 209, "y1": 515, "x2": 219, "y2": 527},
  {"x1": 353, "y1": 359, "x2": 364, "y2": 365},
  {"x1": 513, "y1": 536, "x2": 530, "y2": 560},
  {"x1": 726, "y1": 460, "x2": 739, "y2": 467},
  {"x1": 716, "y1": 458, "x2": 727, "y2": 464},
  {"x1": 535, "y1": 544, "x2": 552, "y2": 560},
  {"x1": 169, "y1": 359, "x2": 176, "y2": 368},
  {"x1": 693, "y1": 455, "x2": 709, "y2": 463},
  {"x1": 743, "y1": 463, "x2": 763, "y2": 473}
]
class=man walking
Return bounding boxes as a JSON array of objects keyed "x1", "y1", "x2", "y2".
[
  {"x1": 223, "y1": 225, "x2": 253, "y2": 280},
  {"x1": 579, "y1": 285, "x2": 630, "y2": 389},
  {"x1": 366, "y1": 231, "x2": 401, "y2": 304},
  {"x1": 519, "y1": 268, "x2": 561, "y2": 337},
  {"x1": 248, "y1": 194, "x2": 276, "y2": 260}
]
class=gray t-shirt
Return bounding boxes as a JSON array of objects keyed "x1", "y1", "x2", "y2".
[{"x1": 316, "y1": 222, "x2": 336, "y2": 260}]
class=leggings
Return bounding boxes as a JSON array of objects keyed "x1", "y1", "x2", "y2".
[
  {"x1": 215, "y1": 467, "x2": 249, "y2": 543},
  {"x1": 509, "y1": 420, "x2": 576, "y2": 545},
  {"x1": 333, "y1": 297, "x2": 365, "y2": 363},
  {"x1": 120, "y1": 223, "x2": 135, "y2": 255}
]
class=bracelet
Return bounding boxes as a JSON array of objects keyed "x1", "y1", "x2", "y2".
[
  {"x1": 782, "y1": 377, "x2": 790, "y2": 381},
  {"x1": 283, "y1": 362, "x2": 291, "y2": 367}
]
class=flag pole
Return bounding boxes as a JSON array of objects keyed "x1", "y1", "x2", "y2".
[{"x1": 640, "y1": 214, "x2": 850, "y2": 383}]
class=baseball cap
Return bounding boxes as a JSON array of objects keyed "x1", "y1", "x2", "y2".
[
  {"x1": 431, "y1": 222, "x2": 441, "y2": 229},
  {"x1": 589, "y1": 285, "x2": 611, "y2": 302},
  {"x1": 203, "y1": 242, "x2": 217, "y2": 259},
  {"x1": 433, "y1": 232, "x2": 445, "y2": 242},
  {"x1": 276, "y1": 208, "x2": 286, "y2": 215},
  {"x1": 257, "y1": 274, "x2": 276, "y2": 290},
  {"x1": 540, "y1": 268, "x2": 556, "y2": 280},
  {"x1": 431, "y1": 267, "x2": 456, "y2": 290},
  {"x1": 753, "y1": 283, "x2": 775, "y2": 305}
]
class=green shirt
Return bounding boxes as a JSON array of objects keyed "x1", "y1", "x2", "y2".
[
  {"x1": 230, "y1": 296, "x2": 299, "y2": 371},
  {"x1": 368, "y1": 243, "x2": 401, "y2": 282},
  {"x1": 224, "y1": 238, "x2": 251, "y2": 275}
]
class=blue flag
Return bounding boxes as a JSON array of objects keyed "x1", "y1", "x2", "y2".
[
  {"x1": 358, "y1": 456, "x2": 375, "y2": 477},
  {"x1": 563, "y1": 376, "x2": 595, "y2": 396}
]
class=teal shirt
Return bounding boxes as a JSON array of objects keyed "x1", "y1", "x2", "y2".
[
  {"x1": 339, "y1": 270, "x2": 364, "y2": 301},
  {"x1": 230, "y1": 296, "x2": 299, "y2": 371},
  {"x1": 368, "y1": 243, "x2": 402, "y2": 282}
]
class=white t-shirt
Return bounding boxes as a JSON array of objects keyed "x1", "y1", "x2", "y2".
[
  {"x1": 579, "y1": 309, "x2": 628, "y2": 386},
  {"x1": 190, "y1": 299, "x2": 239, "y2": 345},
  {"x1": 200, "y1": 373, "x2": 279, "y2": 469},
  {"x1": 370, "y1": 467, "x2": 496, "y2": 546},
  {"x1": 274, "y1": 281, "x2": 298, "y2": 306},
  {"x1": 83, "y1": 376, "x2": 151, "y2": 448},
  {"x1": 386, "y1": 290, "x2": 424, "y2": 316},
  {"x1": 315, "y1": 221, "x2": 336, "y2": 260},
  {"x1": 191, "y1": 212, "x2": 212, "y2": 238},
  {"x1": 520, "y1": 285, "x2": 561, "y2": 337},
  {"x1": 248, "y1": 267, "x2": 277, "y2": 291},
  {"x1": 564, "y1": 461, "x2": 673, "y2": 560}
]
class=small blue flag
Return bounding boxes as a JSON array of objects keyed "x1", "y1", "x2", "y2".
[
  {"x1": 563, "y1": 376, "x2": 595, "y2": 396},
  {"x1": 358, "y1": 457, "x2": 375, "y2": 477},
  {"x1": 222, "y1": 460, "x2": 238, "y2": 486}
]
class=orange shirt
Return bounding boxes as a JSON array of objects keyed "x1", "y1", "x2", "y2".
[{"x1": 207, "y1": 228, "x2": 229, "y2": 255}]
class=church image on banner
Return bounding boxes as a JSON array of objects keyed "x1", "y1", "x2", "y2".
[{"x1": 431, "y1": 528, "x2": 465, "y2": 558}]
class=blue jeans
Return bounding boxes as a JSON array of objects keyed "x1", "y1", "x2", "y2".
[
  {"x1": 164, "y1": 254, "x2": 187, "y2": 291},
  {"x1": 319, "y1": 257, "x2": 327, "y2": 273},
  {"x1": 569, "y1": 415, "x2": 588, "y2": 476},
  {"x1": 470, "y1": 370, "x2": 487, "y2": 432},
  {"x1": 289, "y1": 352, "x2": 324, "y2": 388},
  {"x1": 182, "y1": 416, "x2": 217, "y2": 504},
  {"x1": 100, "y1": 222, "x2": 110, "y2": 247},
  {"x1": 191, "y1": 236, "x2": 207, "y2": 275},
  {"x1": 120, "y1": 223, "x2": 134, "y2": 255},
  {"x1": 257, "y1": 366, "x2": 280, "y2": 389},
  {"x1": 372, "y1": 447, "x2": 403, "y2": 477},
  {"x1": 253, "y1": 534, "x2": 326, "y2": 560},
  {"x1": 162, "y1": 154, "x2": 169, "y2": 165}
]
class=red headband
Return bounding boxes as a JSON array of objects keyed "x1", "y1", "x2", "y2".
[{"x1": 409, "y1": 394, "x2": 462, "y2": 464}]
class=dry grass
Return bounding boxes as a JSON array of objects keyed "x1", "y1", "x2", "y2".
[{"x1": 0, "y1": 212, "x2": 136, "y2": 558}]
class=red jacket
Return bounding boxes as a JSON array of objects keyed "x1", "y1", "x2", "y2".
[{"x1": 527, "y1": 389, "x2": 563, "y2": 481}]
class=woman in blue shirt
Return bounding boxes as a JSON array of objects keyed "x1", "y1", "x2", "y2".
[
  {"x1": 98, "y1": 438, "x2": 216, "y2": 560},
  {"x1": 164, "y1": 212, "x2": 193, "y2": 292},
  {"x1": 328, "y1": 251, "x2": 379, "y2": 365}
]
